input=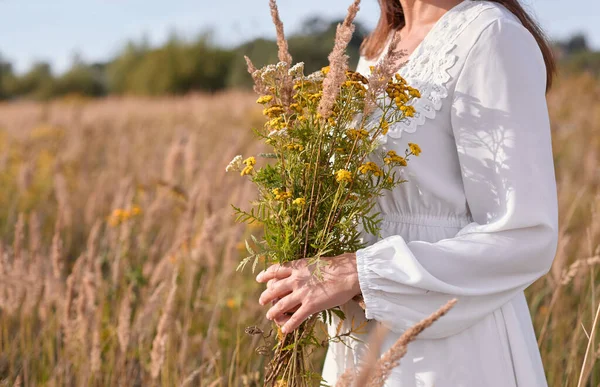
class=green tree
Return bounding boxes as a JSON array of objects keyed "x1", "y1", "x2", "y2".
[
  {"x1": 0, "y1": 54, "x2": 15, "y2": 100},
  {"x1": 107, "y1": 41, "x2": 149, "y2": 94},
  {"x1": 55, "y1": 54, "x2": 106, "y2": 97},
  {"x1": 11, "y1": 62, "x2": 56, "y2": 100},
  {"x1": 107, "y1": 33, "x2": 233, "y2": 95}
]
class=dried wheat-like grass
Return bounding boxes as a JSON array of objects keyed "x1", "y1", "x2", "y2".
[
  {"x1": 51, "y1": 217, "x2": 64, "y2": 280},
  {"x1": 268, "y1": 0, "x2": 292, "y2": 67},
  {"x1": 117, "y1": 286, "x2": 133, "y2": 353},
  {"x1": 54, "y1": 171, "x2": 72, "y2": 229},
  {"x1": 318, "y1": 0, "x2": 361, "y2": 119},
  {"x1": 577, "y1": 300, "x2": 600, "y2": 387},
  {"x1": 364, "y1": 30, "x2": 407, "y2": 115},
  {"x1": 18, "y1": 161, "x2": 33, "y2": 193},
  {"x1": 245, "y1": 55, "x2": 270, "y2": 97},
  {"x1": 150, "y1": 269, "x2": 179, "y2": 379},
  {"x1": 90, "y1": 320, "x2": 101, "y2": 374},
  {"x1": 13, "y1": 213, "x2": 25, "y2": 266},
  {"x1": 268, "y1": 0, "x2": 293, "y2": 105},
  {"x1": 0, "y1": 241, "x2": 6, "y2": 276},
  {"x1": 367, "y1": 298, "x2": 457, "y2": 386},
  {"x1": 163, "y1": 136, "x2": 185, "y2": 185},
  {"x1": 134, "y1": 282, "x2": 166, "y2": 340},
  {"x1": 184, "y1": 133, "x2": 197, "y2": 185},
  {"x1": 28, "y1": 211, "x2": 41, "y2": 259},
  {"x1": 0, "y1": 80, "x2": 596, "y2": 385},
  {"x1": 561, "y1": 255, "x2": 600, "y2": 286},
  {"x1": 337, "y1": 298, "x2": 457, "y2": 387}
]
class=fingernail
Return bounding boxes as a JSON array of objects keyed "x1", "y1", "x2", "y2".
[{"x1": 281, "y1": 327, "x2": 288, "y2": 334}]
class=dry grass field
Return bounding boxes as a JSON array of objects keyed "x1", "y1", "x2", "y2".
[{"x1": 0, "y1": 75, "x2": 598, "y2": 386}]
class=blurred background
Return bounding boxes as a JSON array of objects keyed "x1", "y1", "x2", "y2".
[
  {"x1": 1, "y1": 0, "x2": 600, "y2": 98},
  {"x1": 0, "y1": 1, "x2": 599, "y2": 387}
]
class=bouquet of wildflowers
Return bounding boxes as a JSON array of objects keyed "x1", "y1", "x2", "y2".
[{"x1": 227, "y1": 0, "x2": 421, "y2": 385}]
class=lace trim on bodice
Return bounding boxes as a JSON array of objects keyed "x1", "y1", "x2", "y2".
[{"x1": 370, "y1": 0, "x2": 493, "y2": 141}]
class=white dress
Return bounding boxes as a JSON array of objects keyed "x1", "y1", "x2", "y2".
[{"x1": 322, "y1": 1, "x2": 558, "y2": 386}]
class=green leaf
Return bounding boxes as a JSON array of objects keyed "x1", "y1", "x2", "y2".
[
  {"x1": 236, "y1": 256, "x2": 253, "y2": 272},
  {"x1": 245, "y1": 239, "x2": 255, "y2": 255},
  {"x1": 331, "y1": 307, "x2": 346, "y2": 321},
  {"x1": 251, "y1": 255, "x2": 260, "y2": 273},
  {"x1": 282, "y1": 342, "x2": 296, "y2": 351},
  {"x1": 320, "y1": 310, "x2": 329, "y2": 325},
  {"x1": 258, "y1": 152, "x2": 278, "y2": 159}
]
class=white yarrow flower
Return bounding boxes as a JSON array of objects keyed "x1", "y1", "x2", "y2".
[
  {"x1": 261, "y1": 65, "x2": 278, "y2": 82},
  {"x1": 225, "y1": 155, "x2": 243, "y2": 172},
  {"x1": 268, "y1": 127, "x2": 289, "y2": 138},
  {"x1": 288, "y1": 62, "x2": 305, "y2": 77},
  {"x1": 306, "y1": 71, "x2": 325, "y2": 82}
]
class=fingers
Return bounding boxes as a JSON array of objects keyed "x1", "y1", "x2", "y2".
[
  {"x1": 273, "y1": 304, "x2": 300, "y2": 326},
  {"x1": 273, "y1": 314, "x2": 291, "y2": 326},
  {"x1": 281, "y1": 304, "x2": 313, "y2": 334},
  {"x1": 265, "y1": 293, "x2": 301, "y2": 321},
  {"x1": 256, "y1": 264, "x2": 293, "y2": 283},
  {"x1": 259, "y1": 278, "x2": 293, "y2": 306}
]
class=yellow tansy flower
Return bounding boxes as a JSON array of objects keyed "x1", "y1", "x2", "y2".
[
  {"x1": 263, "y1": 105, "x2": 285, "y2": 118},
  {"x1": 335, "y1": 169, "x2": 353, "y2": 183},
  {"x1": 404, "y1": 105, "x2": 416, "y2": 118},
  {"x1": 226, "y1": 298, "x2": 237, "y2": 309},
  {"x1": 292, "y1": 197, "x2": 306, "y2": 206},
  {"x1": 256, "y1": 95, "x2": 274, "y2": 104},
  {"x1": 408, "y1": 143, "x2": 422, "y2": 156},
  {"x1": 285, "y1": 143, "x2": 304, "y2": 151},
  {"x1": 108, "y1": 206, "x2": 142, "y2": 227},
  {"x1": 358, "y1": 162, "x2": 383, "y2": 176},
  {"x1": 267, "y1": 117, "x2": 285, "y2": 130},
  {"x1": 409, "y1": 88, "x2": 421, "y2": 98},
  {"x1": 240, "y1": 165, "x2": 254, "y2": 176},
  {"x1": 243, "y1": 156, "x2": 256, "y2": 166},
  {"x1": 384, "y1": 150, "x2": 407, "y2": 166},
  {"x1": 289, "y1": 103, "x2": 303, "y2": 113},
  {"x1": 346, "y1": 128, "x2": 369, "y2": 141},
  {"x1": 272, "y1": 188, "x2": 292, "y2": 201},
  {"x1": 380, "y1": 119, "x2": 389, "y2": 135}
]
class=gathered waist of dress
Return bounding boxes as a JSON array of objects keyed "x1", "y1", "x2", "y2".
[{"x1": 381, "y1": 213, "x2": 472, "y2": 228}]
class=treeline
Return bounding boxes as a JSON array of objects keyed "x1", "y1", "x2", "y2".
[
  {"x1": 0, "y1": 18, "x2": 598, "y2": 100},
  {"x1": 555, "y1": 33, "x2": 600, "y2": 76},
  {"x1": 0, "y1": 17, "x2": 367, "y2": 100}
]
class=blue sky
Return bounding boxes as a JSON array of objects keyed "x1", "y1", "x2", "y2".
[{"x1": 1, "y1": 0, "x2": 598, "y2": 74}]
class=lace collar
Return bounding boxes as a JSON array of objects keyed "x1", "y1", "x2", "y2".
[{"x1": 368, "y1": 0, "x2": 494, "y2": 141}]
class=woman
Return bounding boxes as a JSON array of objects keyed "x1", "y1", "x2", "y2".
[{"x1": 256, "y1": 0, "x2": 558, "y2": 385}]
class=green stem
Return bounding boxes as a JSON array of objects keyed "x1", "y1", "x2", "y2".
[{"x1": 303, "y1": 120, "x2": 325, "y2": 259}]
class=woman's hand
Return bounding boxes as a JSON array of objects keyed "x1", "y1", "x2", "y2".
[{"x1": 256, "y1": 252, "x2": 361, "y2": 334}]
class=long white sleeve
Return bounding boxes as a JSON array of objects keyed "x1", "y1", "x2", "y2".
[{"x1": 355, "y1": 18, "x2": 558, "y2": 339}]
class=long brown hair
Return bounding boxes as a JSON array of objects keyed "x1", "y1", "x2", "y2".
[{"x1": 361, "y1": 0, "x2": 556, "y2": 90}]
